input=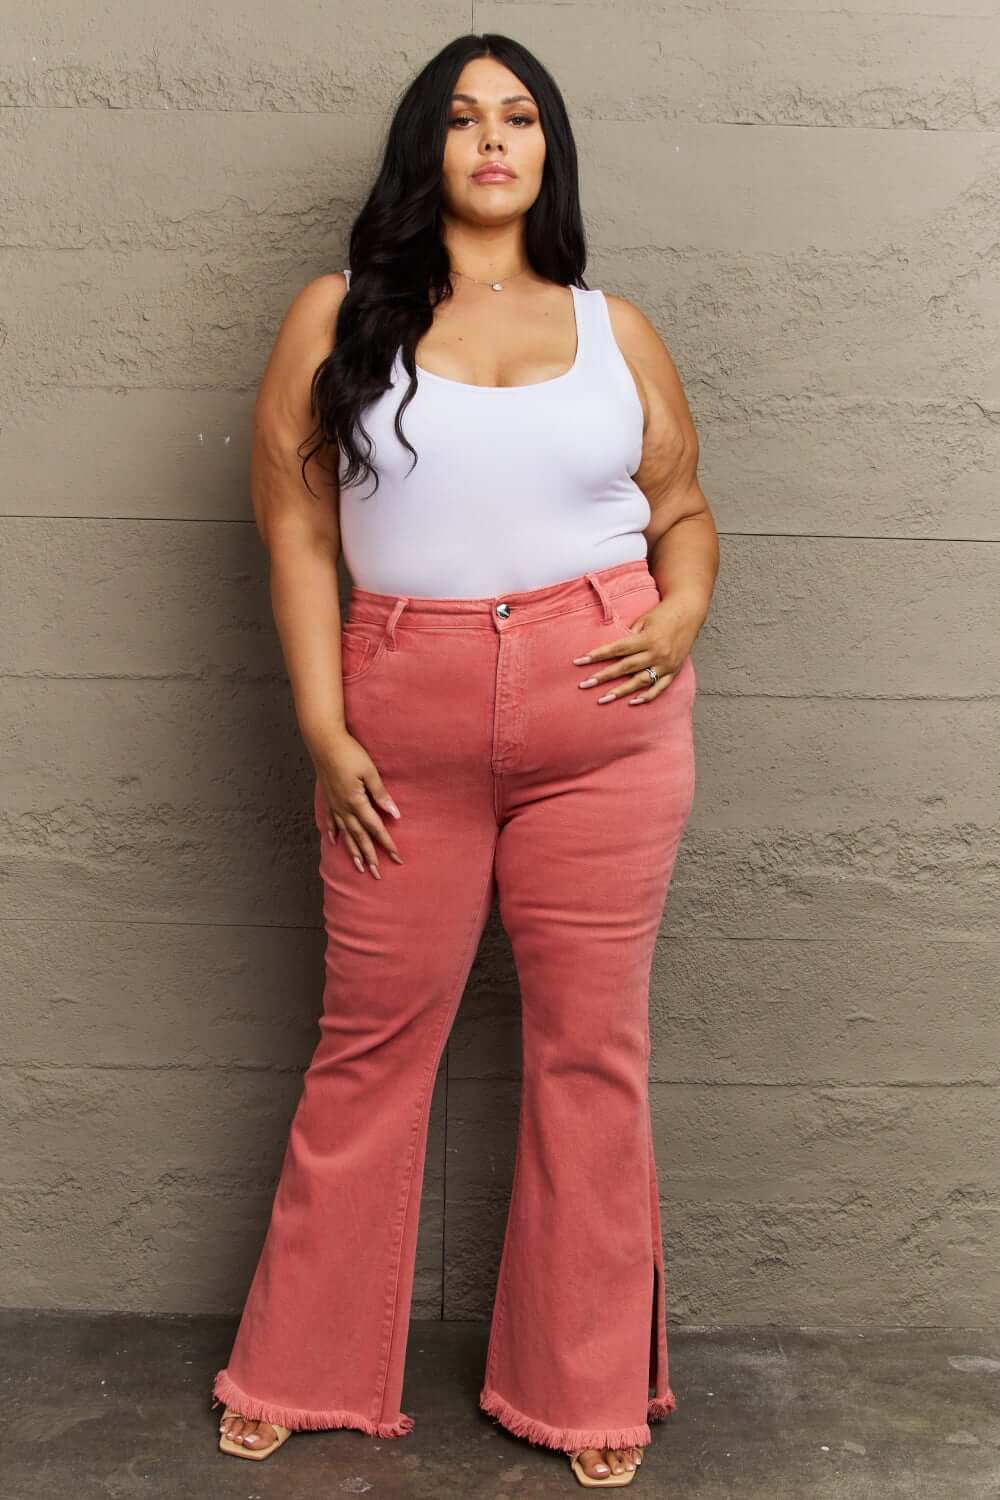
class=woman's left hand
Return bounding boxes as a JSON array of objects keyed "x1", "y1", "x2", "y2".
[{"x1": 572, "y1": 597, "x2": 701, "y2": 705}]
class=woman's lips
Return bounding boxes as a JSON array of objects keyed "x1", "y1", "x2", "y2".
[{"x1": 472, "y1": 168, "x2": 515, "y2": 182}]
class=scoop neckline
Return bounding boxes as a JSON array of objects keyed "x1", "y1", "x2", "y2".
[{"x1": 409, "y1": 282, "x2": 585, "y2": 394}]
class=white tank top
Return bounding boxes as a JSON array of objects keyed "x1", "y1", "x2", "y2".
[{"x1": 336, "y1": 267, "x2": 649, "y2": 597}]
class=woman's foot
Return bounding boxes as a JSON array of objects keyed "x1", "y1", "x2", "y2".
[
  {"x1": 218, "y1": 1409, "x2": 283, "y2": 1452},
  {"x1": 571, "y1": 1444, "x2": 643, "y2": 1481}
]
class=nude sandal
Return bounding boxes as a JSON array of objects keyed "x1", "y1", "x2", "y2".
[
  {"x1": 218, "y1": 1407, "x2": 291, "y2": 1460},
  {"x1": 568, "y1": 1446, "x2": 642, "y2": 1486}
]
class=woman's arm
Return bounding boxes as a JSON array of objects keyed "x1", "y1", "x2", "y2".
[
  {"x1": 251, "y1": 271, "x2": 403, "y2": 877},
  {"x1": 568, "y1": 295, "x2": 719, "y2": 704},
  {"x1": 605, "y1": 293, "x2": 720, "y2": 629},
  {"x1": 250, "y1": 272, "x2": 352, "y2": 755}
]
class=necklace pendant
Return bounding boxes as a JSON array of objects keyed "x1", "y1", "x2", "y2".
[{"x1": 491, "y1": 281, "x2": 503, "y2": 291}]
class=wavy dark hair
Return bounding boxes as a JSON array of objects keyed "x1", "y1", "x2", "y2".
[{"x1": 298, "y1": 32, "x2": 588, "y2": 500}]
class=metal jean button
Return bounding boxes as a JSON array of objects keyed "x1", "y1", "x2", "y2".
[{"x1": 495, "y1": 602, "x2": 510, "y2": 617}]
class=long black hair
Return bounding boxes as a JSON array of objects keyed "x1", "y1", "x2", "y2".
[{"x1": 298, "y1": 32, "x2": 589, "y2": 499}]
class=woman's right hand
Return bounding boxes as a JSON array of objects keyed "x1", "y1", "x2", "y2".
[{"x1": 311, "y1": 728, "x2": 403, "y2": 879}]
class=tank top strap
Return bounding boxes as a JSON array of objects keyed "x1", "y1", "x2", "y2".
[
  {"x1": 343, "y1": 266, "x2": 351, "y2": 288},
  {"x1": 571, "y1": 285, "x2": 616, "y2": 373}
]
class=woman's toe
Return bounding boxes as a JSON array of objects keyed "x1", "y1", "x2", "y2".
[
  {"x1": 575, "y1": 1448, "x2": 611, "y2": 1478},
  {"x1": 246, "y1": 1420, "x2": 275, "y2": 1445}
]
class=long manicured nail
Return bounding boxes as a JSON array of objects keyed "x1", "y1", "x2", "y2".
[
  {"x1": 354, "y1": 856, "x2": 364, "y2": 872},
  {"x1": 578, "y1": 676, "x2": 597, "y2": 688},
  {"x1": 597, "y1": 691, "x2": 616, "y2": 703},
  {"x1": 572, "y1": 654, "x2": 592, "y2": 664}
]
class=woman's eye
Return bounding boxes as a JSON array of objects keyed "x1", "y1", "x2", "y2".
[{"x1": 449, "y1": 114, "x2": 536, "y2": 128}]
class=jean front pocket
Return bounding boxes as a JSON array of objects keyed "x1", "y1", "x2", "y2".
[
  {"x1": 608, "y1": 583, "x2": 661, "y2": 636},
  {"x1": 340, "y1": 623, "x2": 389, "y2": 685}
]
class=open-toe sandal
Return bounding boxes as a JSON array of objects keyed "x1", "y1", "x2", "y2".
[
  {"x1": 218, "y1": 1407, "x2": 291, "y2": 1460},
  {"x1": 568, "y1": 1446, "x2": 640, "y2": 1486}
]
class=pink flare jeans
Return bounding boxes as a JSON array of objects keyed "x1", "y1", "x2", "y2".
[{"x1": 210, "y1": 557, "x2": 697, "y2": 1453}]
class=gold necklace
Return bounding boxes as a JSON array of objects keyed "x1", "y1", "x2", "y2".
[{"x1": 451, "y1": 266, "x2": 531, "y2": 293}]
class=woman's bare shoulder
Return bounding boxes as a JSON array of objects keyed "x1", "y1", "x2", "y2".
[
  {"x1": 601, "y1": 290, "x2": 697, "y2": 445},
  {"x1": 256, "y1": 273, "x2": 349, "y2": 432},
  {"x1": 601, "y1": 291, "x2": 671, "y2": 362},
  {"x1": 277, "y1": 272, "x2": 350, "y2": 341}
]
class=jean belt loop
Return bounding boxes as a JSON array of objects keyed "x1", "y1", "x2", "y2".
[
  {"x1": 386, "y1": 597, "x2": 408, "y2": 648},
  {"x1": 584, "y1": 571, "x2": 614, "y2": 624}
]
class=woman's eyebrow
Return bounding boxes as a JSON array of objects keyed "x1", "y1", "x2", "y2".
[{"x1": 450, "y1": 93, "x2": 537, "y2": 107}]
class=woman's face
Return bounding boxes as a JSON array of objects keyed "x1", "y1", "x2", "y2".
[{"x1": 440, "y1": 56, "x2": 546, "y2": 227}]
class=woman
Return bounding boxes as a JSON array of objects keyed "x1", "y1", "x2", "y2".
[{"x1": 212, "y1": 32, "x2": 719, "y2": 1489}]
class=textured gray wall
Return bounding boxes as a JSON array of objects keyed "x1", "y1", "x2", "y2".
[{"x1": 2, "y1": 4, "x2": 998, "y2": 1326}]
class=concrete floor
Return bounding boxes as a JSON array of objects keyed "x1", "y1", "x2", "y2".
[{"x1": 5, "y1": 1310, "x2": 999, "y2": 1498}]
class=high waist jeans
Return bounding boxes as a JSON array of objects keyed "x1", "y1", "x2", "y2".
[{"x1": 211, "y1": 557, "x2": 697, "y2": 1452}]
